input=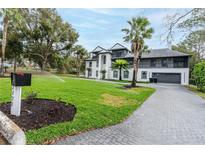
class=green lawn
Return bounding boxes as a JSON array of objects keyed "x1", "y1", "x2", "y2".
[
  {"x1": 186, "y1": 85, "x2": 205, "y2": 100},
  {"x1": 0, "y1": 75, "x2": 155, "y2": 144}
]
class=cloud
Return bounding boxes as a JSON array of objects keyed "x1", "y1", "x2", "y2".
[
  {"x1": 58, "y1": 8, "x2": 192, "y2": 52},
  {"x1": 74, "y1": 22, "x2": 99, "y2": 28},
  {"x1": 85, "y1": 8, "x2": 144, "y2": 17}
]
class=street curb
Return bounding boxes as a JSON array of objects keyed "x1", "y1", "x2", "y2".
[{"x1": 0, "y1": 111, "x2": 26, "y2": 145}]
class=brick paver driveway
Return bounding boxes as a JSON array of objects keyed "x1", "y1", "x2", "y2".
[{"x1": 54, "y1": 84, "x2": 205, "y2": 145}]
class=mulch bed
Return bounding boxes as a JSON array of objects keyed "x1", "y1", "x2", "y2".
[{"x1": 0, "y1": 98, "x2": 76, "y2": 131}]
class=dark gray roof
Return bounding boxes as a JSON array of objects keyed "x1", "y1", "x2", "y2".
[
  {"x1": 118, "y1": 48, "x2": 190, "y2": 59},
  {"x1": 86, "y1": 45, "x2": 190, "y2": 61},
  {"x1": 110, "y1": 43, "x2": 128, "y2": 50},
  {"x1": 141, "y1": 48, "x2": 190, "y2": 58},
  {"x1": 91, "y1": 46, "x2": 106, "y2": 53}
]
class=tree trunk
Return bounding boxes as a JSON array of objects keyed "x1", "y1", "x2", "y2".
[
  {"x1": 131, "y1": 42, "x2": 140, "y2": 87},
  {"x1": 0, "y1": 16, "x2": 9, "y2": 76},
  {"x1": 135, "y1": 57, "x2": 140, "y2": 82},
  {"x1": 131, "y1": 69, "x2": 136, "y2": 87},
  {"x1": 119, "y1": 68, "x2": 122, "y2": 80},
  {"x1": 13, "y1": 55, "x2": 17, "y2": 73},
  {"x1": 76, "y1": 55, "x2": 80, "y2": 76},
  {"x1": 41, "y1": 61, "x2": 46, "y2": 72}
]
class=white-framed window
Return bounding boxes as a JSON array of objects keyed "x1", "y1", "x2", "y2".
[
  {"x1": 113, "y1": 70, "x2": 118, "y2": 78},
  {"x1": 141, "y1": 71, "x2": 147, "y2": 79},
  {"x1": 103, "y1": 55, "x2": 106, "y2": 64},
  {"x1": 89, "y1": 61, "x2": 92, "y2": 67},
  {"x1": 124, "y1": 70, "x2": 129, "y2": 78}
]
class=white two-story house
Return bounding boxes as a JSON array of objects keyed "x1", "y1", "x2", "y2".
[{"x1": 85, "y1": 43, "x2": 190, "y2": 85}]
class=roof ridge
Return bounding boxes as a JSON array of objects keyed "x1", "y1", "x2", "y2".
[
  {"x1": 91, "y1": 46, "x2": 107, "y2": 52},
  {"x1": 110, "y1": 43, "x2": 127, "y2": 50}
]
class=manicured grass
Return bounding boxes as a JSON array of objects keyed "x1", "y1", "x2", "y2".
[
  {"x1": 0, "y1": 76, "x2": 155, "y2": 144},
  {"x1": 186, "y1": 85, "x2": 205, "y2": 100}
]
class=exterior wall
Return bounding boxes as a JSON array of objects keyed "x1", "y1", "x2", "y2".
[
  {"x1": 98, "y1": 53, "x2": 111, "y2": 79},
  {"x1": 85, "y1": 61, "x2": 99, "y2": 79},
  {"x1": 109, "y1": 68, "x2": 189, "y2": 85},
  {"x1": 86, "y1": 53, "x2": 190, "y2": 85}
]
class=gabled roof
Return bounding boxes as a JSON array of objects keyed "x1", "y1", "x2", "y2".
[
  {"x1": 110, "y1": 43, "x2": 128, "y2": 50},
  {"x1": 91, "y1": 46, "x2": 106, "y2": 53},
  {"x1": 98, "y1": 49, "x2": 112, "y2": 54}
]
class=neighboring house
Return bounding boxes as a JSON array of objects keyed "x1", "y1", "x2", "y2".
[{"x1": 85, "y1": 43, "x2": 190, "y2": 85}]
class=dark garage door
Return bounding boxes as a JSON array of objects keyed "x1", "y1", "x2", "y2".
[{"x1": 152, "y1": 73, "x2": 181, "y2": 84}]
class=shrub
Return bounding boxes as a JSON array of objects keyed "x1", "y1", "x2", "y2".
[
  {"x1": 192, "y1": 61, "x2": 205, "y2": 92},
  {"x1": 25, "y1": 90, "x2": 38, "y2": 100}
]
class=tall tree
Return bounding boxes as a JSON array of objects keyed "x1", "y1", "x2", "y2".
[
  {"x1": 0, "y1": 9, "x2": 23, "y2": 76},
  {"x1": 172, "y1": 29, "x2": 205, "y2": 73},
  {"x1": 112, "y1": 59, "x2": 128, "y2": 81},
  {"x1": 122, "y1": 17, "x2": 154, "y2": 87},
  {"x1": 20, "y1": 9, "x2": 79, "y2": 71},
  {"x1": 0, "y1": 29, "x2": 23, "y2": 72},
  {"x1": 164, "y1": 8, "x2": 205, "y2": 46},
  {"x1": 72, "y1": 45, "x2": 88, "y2": 76}
]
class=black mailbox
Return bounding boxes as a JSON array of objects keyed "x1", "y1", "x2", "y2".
[
  {"x1": 149, "y1": 77, "x2": 157, "y2": 83},
  {"x1": 11, "y1": 73, "x2": 32, "y2": 86}
]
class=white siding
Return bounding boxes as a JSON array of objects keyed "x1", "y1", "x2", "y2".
[{"x1": 109, "y1": 68, "x2": 189, "y2": 85}]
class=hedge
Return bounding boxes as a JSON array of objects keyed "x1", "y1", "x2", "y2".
[{"x1": 192, "y1": 61, "x2": 205, "y2": 92}]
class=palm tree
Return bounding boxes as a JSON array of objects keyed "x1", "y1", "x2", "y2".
[
  {"x1": 73, "y1": 45, "x2": 88, "y2": 76},
  {"x1": 112, "y1": 59, "x2": 128, "y2": 80},
  {"x1": 122, "y1": 17, "x2": 154, "y2": 87},
  {"x1": 0, "y1": 9, "x2": 23, "y2": 76}
]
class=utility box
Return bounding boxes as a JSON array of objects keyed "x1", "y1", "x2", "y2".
[
  {"x1": 11, "y1": 73, "x2": 31, "y2": 87},
  {"x1": 149, "y1": 77, "x2": 157, "y2": 83}
]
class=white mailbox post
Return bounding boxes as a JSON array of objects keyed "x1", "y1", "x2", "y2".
[
  {"x1": 10, "y1": 73, "x2": 31, "y2": 117},
  {"x1": 11, "y1": 86, "x2": 22, "y2": 116}
]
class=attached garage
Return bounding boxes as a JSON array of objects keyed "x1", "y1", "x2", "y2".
[{"x1": 152, "y1": 73, "x2": 181, "y2": 84}]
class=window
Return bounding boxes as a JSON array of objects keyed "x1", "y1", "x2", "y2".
[
  {"x1": 161, "y1": 58, "x2": 168, "y2": 67},
  {"x1": 124, "y1": 70, "x2": 129, "y2": 78},
  {"x1": 89, "y1": 62, "x2": 92, "y2": 67},
  {"x1": 96, "y1": 61, "x2": 99, "y2": 67},
  {"x1": 174, "y1": 58, "x2": 185, "y2": 68},
  {"x1": 113, "y1": 70, "x2": 118, "y2": 78},
  {"x1": 96, "y1": 71, "x2": 98, "y2": 77},
  {"x1": 103, "y1": 55, "x2": 106, "y2": 64},
  {"x1": 141, "y1": 71, "x2": 147, "y2": 79},
  {"x1": 116, "y1": 51, "x2": 123, "y2": 57},
  {"x1": 150, "y1": 59, "x2": 157, "y2": 67}
]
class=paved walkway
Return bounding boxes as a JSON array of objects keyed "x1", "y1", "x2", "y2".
[{"x1": 54, "y1": 83, "x2": 205, "y2": 145}]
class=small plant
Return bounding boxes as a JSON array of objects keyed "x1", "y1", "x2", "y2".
[{"x1": 25, "y1": 90, "x2": 38, "y2": 100}]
